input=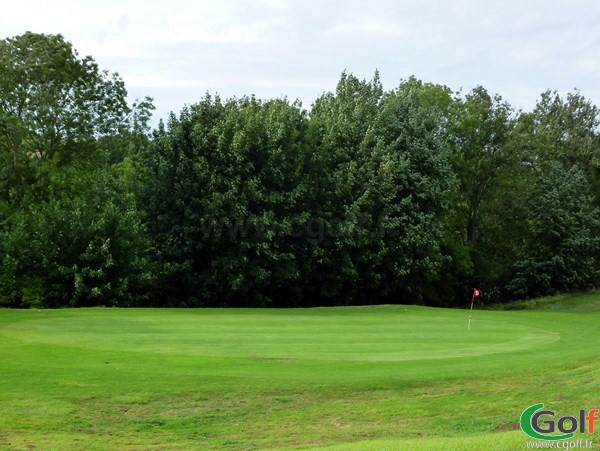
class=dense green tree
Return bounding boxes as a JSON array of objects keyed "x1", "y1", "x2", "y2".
[
  {"x1": 445, "y1": 87, "x2": 530, "y2": 300},
  {"x1": 393, "y1": 79, "x2": 472, "y2": 306},
  {"x1": 448, "y1": 87, "x2": 516, "y2": 246},
  {"x1": 301, "y1": 72, "x2": 384, "y2": 303},
  {"x1": 364, "y1": 80, "x2": 455, "y2": 303},
  {"x1": 0, "y1": 32, "x2": 153, "y2": 205},
  {"x1": 508, "y1": 164, "x2": 600, "y2": 298},
  {"x1": 500, "y1": 89, "x2": 600, "y2": 299},
  {"x1": 518, "y1": 90, "x2": 600, "y2": 199},
  {"x1": 2, "y1": 31, "x2": 600, "y2": 308},
  {"x1": 0, "y1": 169, "x2": 152, "y2": 307},
  {"x1": 301, "y1": 74, "x2": 454, "y2": 304},
  {"x1": 138, "y1": 95, "x2": 308, "y2": 306},
  {"x1": 0, "y1": 32, "x2": 154, "y2": 307}
]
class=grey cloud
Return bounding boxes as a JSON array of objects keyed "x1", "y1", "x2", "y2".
[{"x1": 5, "y1": 0, "x2": 600, "y2": 124}]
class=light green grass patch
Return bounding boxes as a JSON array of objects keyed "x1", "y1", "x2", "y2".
[{"x1": 0, "y1": 295, "x2": 599, "y2": 449}]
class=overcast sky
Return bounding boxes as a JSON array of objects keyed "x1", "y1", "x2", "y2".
[{"x1": 3, "y1": 0, "x2": 600, "y2": 124}]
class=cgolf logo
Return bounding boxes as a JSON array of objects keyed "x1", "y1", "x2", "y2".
[{"x1": 520, "y1": 403, "x2": 599, "y2": 441}]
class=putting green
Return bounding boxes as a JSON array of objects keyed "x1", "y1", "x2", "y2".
[
  {"x1": 3, "y1": 307, "x2": 558, "y2": 362},
  {"x1": 0, "y1": 298, "x2": 598, "y2": 449}
]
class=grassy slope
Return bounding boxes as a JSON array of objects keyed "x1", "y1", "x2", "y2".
[{"x1": 0, "y1": 294, "x2": 598, "y2": 450}]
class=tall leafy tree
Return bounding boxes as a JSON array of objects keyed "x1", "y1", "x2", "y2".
[
  {"x1": 303, "y1": 74, "x2": 453, "y2": 304},
  {"x1": 393, "y1": 78, "x2": 471, "y2": 306},
  {"x1": 0, "y1": 32, "x2": 152, "y2": 205},
  {"x1": 518, "y1": 89, "x2": 600, "y2": 200},
  {"x1": 508, "y1": 164, "x2": 600, "y2": 298},
  {"x1": 363, "y1": 80, "x2": 455, "y2": 303},
  {"x1": 0, "y1": 169, "x2": 152, "y2": 307},
  {"x1": 0, "y1": 32, "x2": 154, "y2": 307},
  {"x1": 138, "y1": 95, "x2": 308, "y2": 306},
  {"x1": 446, "y1": 87, "x2": 528, "y2": 299},
  {"x1": 449, "y1": 87, "x2": 516, "y2": 246},
  {"x1": 302, "y1": 72, "x2": 384, "y2": 303}
]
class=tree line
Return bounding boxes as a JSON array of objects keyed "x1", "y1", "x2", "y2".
[{"x1": 1, "y1": 32, "x2": 599, "y2": 308}]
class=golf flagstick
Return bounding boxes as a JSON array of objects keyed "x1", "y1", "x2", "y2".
[{"x1": 468, "y1": 288, "x2": 480, "y2": 331}]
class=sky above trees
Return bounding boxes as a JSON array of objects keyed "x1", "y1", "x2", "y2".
[{"x1": 3, "y1": 0, "x2": 600, "y2": 124}]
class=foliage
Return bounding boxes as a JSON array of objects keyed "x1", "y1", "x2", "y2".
[
  {"x1": 0, "y1": 170, "x2": 152, "y2": 307},
  {"x1": 2, "y1": 31, "x2": 600, "y2": 308},
  {"x1": 352, "y1": 78, "x2": 454, "y2": 303},
  {"x1": 0, "y1": 32, "x2": 153, "y2": 307},
  {"x1": 138, "y1": 74, "x2": 454, "y2": 306},
  {"x1": 0, "y1": 32, "x2": 153, "y2": 207},
  {"x1": 298, "y1": 72, "x2": 385, "y2": 304},
  {"x1": 518, "y1": 89, "x2": 600, "y2": 199},
  {"x1": 138, "y1": 95, "x2": 308, "y2": 307},
  {"x1": 507, "y1": 164, "x2": 600, "y2": 298}
]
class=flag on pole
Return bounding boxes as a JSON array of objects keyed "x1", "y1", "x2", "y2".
[{"x1": 468, "y1": 288, "x2": 481, "y2": 331}]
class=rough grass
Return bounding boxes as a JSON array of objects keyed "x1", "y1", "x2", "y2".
[
  {"x1": 488, "y1": 290, "x2": 600, "y2": 311},
  {"x1": 0, "y1": 295, "x2": 599, "y2": 449}
]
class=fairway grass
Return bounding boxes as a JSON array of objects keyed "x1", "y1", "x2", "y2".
[{"x1": 0, "y1": 296, "x2": 599, "y2": 450}]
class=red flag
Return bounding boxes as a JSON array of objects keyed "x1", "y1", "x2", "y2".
[{"x1": 472, "y1": 288, "x2": 481, "y2": 298}]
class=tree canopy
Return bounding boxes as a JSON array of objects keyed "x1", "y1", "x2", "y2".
[{"x1": 1, "y1": 32, "x2": 599, "y2": 308}]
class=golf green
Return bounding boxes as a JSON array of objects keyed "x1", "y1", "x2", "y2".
[{"x1": 0, "y1": 295, "x2": 598, "y2": 449}]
